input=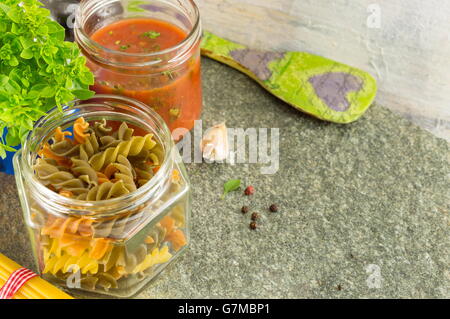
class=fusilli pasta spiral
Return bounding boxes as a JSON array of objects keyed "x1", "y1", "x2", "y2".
[
  {"x1": 74, "y1": 117, "x2": 90, "y2": 144},
  {"x1": 71, "y1": 158, "x2": 98, "y2": 188},
  {"x1": 88, "y1": 134, "x2": 157, "y2": 171},
  {"x1": 79, "y1": 132, "x2": 100, "y2": 161},
  {"x1": 43, "y1": 252, "x2": 99, "y2": 275},
  {"x1": 93, "y1": 119, "x2": 113, "y2": 138}
]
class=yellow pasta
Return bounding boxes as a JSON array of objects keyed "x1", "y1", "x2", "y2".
[
  {"x1": 132, "y1": 246, "x2": 172, "y2": 274},
  {"x1": 43, "y1": 252, "x2": 99, "y2": 275},
  {"x1": 0, "y1": 253, "x2": 72, "y2": 299}
]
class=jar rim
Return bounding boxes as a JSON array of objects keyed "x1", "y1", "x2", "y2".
[
  {"x1": 74, "y1": 0, "x2": 202, "y2": 68},
  {"x1": 18, "y1": 94, "x2": 174, "y2": 217}
]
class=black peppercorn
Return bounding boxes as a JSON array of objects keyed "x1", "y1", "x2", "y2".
[
  {"x1": 241, "y1": 206, "x2": 249, "y2": 214},
  {"x1": 269, "y1": 204, "x2": 278, "y2": 212},
  {"x1": 249, "y1": 222, "x2": 257, "y2": 230},
  {"x1": 251, "y1": 212, "x2": 259, "y2": 221}
]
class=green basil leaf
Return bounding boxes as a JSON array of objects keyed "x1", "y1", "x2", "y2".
[
  {"x1": 20, "y1": 47, "x2": 34, "y2": 59},
  {"x1": 53, "y1": 29, "x2": 66, "y2": 42},
  {"x1": 41, "y1": 86, "x2": 56, "y2": 98},
  {"x1": 79, "y1": 71, "x2": 95, "y2": 85},
  {"x1": 0, "y1": 21, "x2": 7, "y2": 33},
  {"x1": 72, "y1": 89, "x2": 95, "y2": 100},
  {"x1": 5, "y1": 131, "x2": 21, "y2": 146},
  {"x1": 0, "y1": 146, "x2": 6, "y2": 159},
  {"x1": 127, "y1": 0, "x2": 147, "y2": 12},
  {"x1": 19, "y1": 36, "x2": 35, "y2": 49},
  {"x1": 4, "y1": 144, "x2": 16, "y2": 152},
  {"x1": 10, "y1": 22, "x2": 20, "y2": 34},
  {"x1": 7, "y1": 78, "x2": 20, "y2": 91},
  {"x1": 0, "y1": 75, "x2": 9, "y2": 86},
  {"x1": 7, "y1": 7, "x2": 21, "y2": 23},
  {"x1": 30, "y1": 83, "x2": 47, "y2": 92},
  {"x1": 9, "y1": 56, "x2": 19, "y2": 66},
  {"x1": 21, "y1": 78, "x2": 30, "y2": 87},
  {"x1": 47, "y1": 21, "x2": 65, "y2": 33},
  {"x1": 222, "y1": 179, "x2": 241, "y2": 199}
]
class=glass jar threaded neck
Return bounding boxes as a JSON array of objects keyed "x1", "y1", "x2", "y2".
[{"x1": 19, "y1": 94, "x2": 174, "y2": 218}]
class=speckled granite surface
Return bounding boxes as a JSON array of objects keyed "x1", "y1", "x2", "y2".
[{"x1": 0, "y1": 58, "x2": 449, "y2": 298}]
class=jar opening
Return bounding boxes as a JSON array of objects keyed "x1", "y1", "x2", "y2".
[
  {"x1": 75, "y1": 0, "x2": 202, "y2": 68},
  {"x1": 19, "y1": 95, "x2": 174, "y2": 217}
]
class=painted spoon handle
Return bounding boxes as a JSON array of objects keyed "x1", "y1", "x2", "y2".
[{"x1": 200, "y1": 31, "x2": 377, "y2": 124}]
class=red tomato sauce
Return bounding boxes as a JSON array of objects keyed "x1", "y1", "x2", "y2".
[{"x1": 89, "y1": 18, "x2": 202, "y2": 133}]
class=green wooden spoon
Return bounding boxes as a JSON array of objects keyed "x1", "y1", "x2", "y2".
[{"x1": 201, "y1": 31, "x2": 377, "y2": 124}]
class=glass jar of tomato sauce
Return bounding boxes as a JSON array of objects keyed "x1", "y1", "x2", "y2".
[
  {"x1": 75, "y1": 0, "x2": 202, "y2": 133},
  {"x1": 13, "y1": 95, "x2": 191, "y2": 298}
]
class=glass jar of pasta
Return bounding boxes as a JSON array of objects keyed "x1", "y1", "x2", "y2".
[{"x1": 13, "y1": 95, "x2": 190, "y2": 298}]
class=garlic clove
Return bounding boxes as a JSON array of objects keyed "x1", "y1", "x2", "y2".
[{"x1": 200, "y1": 122, "x2": 229, "y2": 161}]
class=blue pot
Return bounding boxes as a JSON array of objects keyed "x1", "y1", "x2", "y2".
[
  {"x1": 0, "y1": 128, "x2": 20, "y2": 175},
  {"x1": 0, "y1": 146, "x2": 18, "y2": 175}
]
